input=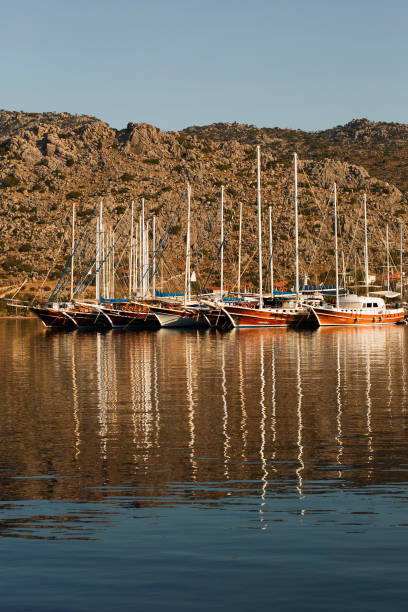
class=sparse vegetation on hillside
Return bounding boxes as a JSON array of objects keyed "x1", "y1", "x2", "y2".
[{"x1": 0, "y1": 110, "x2": 407, "y2": 289}]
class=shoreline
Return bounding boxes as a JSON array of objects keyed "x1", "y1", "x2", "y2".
[{"x1": 0, "y1": 314, "x2": 35, "y2": 319}]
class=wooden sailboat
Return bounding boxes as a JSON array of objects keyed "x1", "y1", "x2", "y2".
[
  {"x1": 30, "y1": 302, "x2": 77, "y2": 330},
  {"x1": 65, "y1": 202, "x2": 111, "y2": 330},
  {"x1": 98, "y1": 301, "x2": 160, "y2": 330},
  {"x1": 97, "y1": 203, "x2": 160, "y2": 330},
  {"x1": 221, "y1": 148, "x2": 312, "y2": 328},
  {"x1": 30, "y1": 203, "x2": 78, "y2": 329},
  {"x1": 146, "y1": 184, "x2": 210, "y2": 328},
  {"x1": 310, "y1": 188, "x2": 405, "y2": 326},
  {"x1": 203, "y1": 185, "x2": 233, "y2": 330},
  {"x1": 63, "y1": 302, "x2": 111, "y2": 331}
]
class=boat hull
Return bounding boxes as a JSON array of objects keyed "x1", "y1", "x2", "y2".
[
  {"x1": 29, "y1": 307, "x2": 76, "y2": 330},
  {"x1": 312, "y1": 307, "x2": 405, "y2": 326},
  {"x1": 222, "y1": 305, "x2": 312, "y2": 328},
  {"x1": 205, "y1": 309, "x2": 233, "y2": 331},
  {"x1": 100, "y1": 307, "x2": 160, "y2": 330},
  {"x1": 149, "y1": 306, "x2": 209, "y2": 328},
  {"x1": 64, "y1": 308, "x2": 111, "y2": 331}
]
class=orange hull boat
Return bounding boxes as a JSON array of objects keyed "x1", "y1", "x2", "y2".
[
  {"x1": 312, "y1": 307, "x2": 404, "y2": 326},
  {"x1": 222, "y1": 304, "x2": 312, "y2": 328}
]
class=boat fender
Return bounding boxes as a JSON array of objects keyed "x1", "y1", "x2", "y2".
[{"x1": 354, "y1": 317, "x2": 358, "y2": 323}]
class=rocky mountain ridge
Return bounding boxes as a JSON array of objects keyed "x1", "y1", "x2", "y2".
[{"x1": 0, "y1": 111, "x2": 406, "y2": 297}]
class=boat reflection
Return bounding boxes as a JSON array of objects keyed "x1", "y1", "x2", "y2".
[{"x1": 1, "y1": 322, "x2": 408, "y2": 513}]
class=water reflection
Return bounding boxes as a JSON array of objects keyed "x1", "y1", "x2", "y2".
[{"x1": 1, "y1": 321, "x2": 408, "y2": 539}]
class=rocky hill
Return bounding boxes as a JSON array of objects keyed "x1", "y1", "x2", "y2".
[{"x1": 0, "y1": 110, "x2": 407, "y2": 298}]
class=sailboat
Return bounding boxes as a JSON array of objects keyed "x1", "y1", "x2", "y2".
[
  {"x1": 221, "y1": 148, "x2": 312, "y2": 328},
  {"x1": 310, "y1": 189, "x2": 405, "y2": 326},
  {"x1": 199, "y1": 185, "x2": 234, "y2": 330},
  {"x1": 30, "y1": 301, "x2": 77, "y2": 330},
  {"x1": 30, "y1": 203, "x2": 79, "y2": 330},
  {"x1": 64, "y1": 201, "x2": 112, "y2": 330},
  {"x1": 145, "y1": 184, "x2": 210, "y2": 328},
  {"x1": 97, "y1": 202, "x2": 160, "y2": 330}
]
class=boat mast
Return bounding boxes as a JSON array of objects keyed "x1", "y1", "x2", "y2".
[
  {"x1": 70, "y1": 203, "x2": 75, "y2": 301},
  {"x1": 139, "y1": 213, "x2": 142, "y2": 298},
  {"x1": 386, "y1": 223, "x2": 390, "y2": 292},
  {"x1": 129, "y1": 201, "x2": 134, "y2": 299},
  {"x1": 334, "y1": 183, "x2": 339, "y2": 308},
  {"x1": 294, "y1": 153, "x2": 299, "y2": 301},
  {"x1": 145, "y1": 220, "x2": 150, "y2": 296},
  {"x1": 363, "y1": 193, "x2": 369, "y2": 296},
  {"x1": 220, "y1": 185, "x2": 224, "y2": 300},
  {"x1": 101, "y1": 205, "x2": 105, "y2": 299},
  {"x1": 95, "y1": 217, "x2": 99, "y2": 301},
  {"x1": 134, "y1": 222, "x2": 138, "y2": 294},
  {"x1": 111, "y1": 229, "x2": 115, "y2": 299},
  {"x1": 141, "y1": 199, "x2": 145, "y2": 297},
  {"x1": 237, "y1": 202, "x2": 242, "y2": 295},
  {"x1": 109, "y1": 229, "x2": 113, "y2": 299},
  {"x1": 257, "y1": 145, "x2": 263, "y2": 307},
  {"x1": 184, "y1": 183, "x2": 191, "y2": 305},
  {"x1": 95, "y1": 201, "x2": 103, "y2": 301},
  {"x1": 106, "y1": 228, "x2": 110, "y2": 299},
  {"x1": 269, "y1": 205, "x2": 274, "y2": 296},
  {"x1": 400, "y1": 222, "x2": 403, "y2": 299},
  {"x1": 152, "y1": 216, "x2": 156, "y2": 298},
  {"x1": 341, "y1": 250, "x2": 346, "y2": 292}
]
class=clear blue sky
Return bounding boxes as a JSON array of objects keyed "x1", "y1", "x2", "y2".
[{"x1": 2, "y1": 0, "x2": 407, "y2": 131}]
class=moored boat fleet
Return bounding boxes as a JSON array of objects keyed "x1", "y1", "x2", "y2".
[{"x1": 29, "y1": 147, "x2": 406, "y2": 332}]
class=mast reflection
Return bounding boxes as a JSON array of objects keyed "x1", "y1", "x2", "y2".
[
  {"x1": 336, "y1": 335, "x2": 343, "y2": 478},
  {"x1": 2, "y1": 322, "x2": 408, "y2": 509},
  {"x1": 259, "y1": 334, "x2": 268, "y2": 529},
  {"x1": 296, "y1": 336, "x2": 304, "y2": 501}
]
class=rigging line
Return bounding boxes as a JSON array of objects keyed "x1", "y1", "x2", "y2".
[
  {"x1": 69, "y1": 232, "x2": 101, "y2": 298},
  {"x1": 75, "y1": 208, "x2": 131, "y2": 298},
  {"x1": 239, "y1": 246, "x2": 258, "y2": 279},
  {"x1": 300, "y1": 165, "x2": 327, "y2": 216},
  {"x1": 74, "y1": 207, "x2": 133, "y2": 297},
  {"x1": 55, "y1": 230, "x2": 95, "y2": 299},
  {"x1": 297, "y1": 165, "x2": 331, "y2": 281},
  {"x1": 153, "y1": 218, "x2": 173, "y2": 279},
  {"x1": 48, "y1": 206, "x2": 96, "y2": 301},
  {"x1": 190, "y1": 201, "x2": 219, "y2": 275},
  {"x1": 145, "y1": 218, "x2": 174, "y2": 285},
  {"x1": 362, "y1": 213, "x2": 388, "y2": 282},
  {"x1": 109, "y1": 238, "x2": 132, "y2": 295},
  {"x1": 305, "y1": 191, "x2": 331, "y2": 281},
  {"x1": 370, "y1": 215, "x2": 399, "y2": 273},
  {"x1": 31, "y1": 228, "x2": 69, "y2": 305},
  {"x1": 135, "y1": 191, "x2": 186, "y2": 294},
  {"x1": 200, "y1": 164, "x2": 252, "y2": 295},
  {"x1": 263, "y1": 173, "x2": 293, "y2": 286},
  {"x1": 341, "y1": 197, "x2": 364, "y2": 277}
]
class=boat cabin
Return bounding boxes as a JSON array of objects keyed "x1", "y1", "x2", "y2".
[{"x1": 327, "y1": 294, "x2": 386, "y2": 312}]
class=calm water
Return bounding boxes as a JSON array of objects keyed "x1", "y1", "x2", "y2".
[{"x1": 1, "y1": 319, "x2": 408, "y2": 611}]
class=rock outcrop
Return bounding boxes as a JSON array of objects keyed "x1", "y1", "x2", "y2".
[{"x1": 0, "y1": 111, "x2": 406, "y2": 296}]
